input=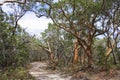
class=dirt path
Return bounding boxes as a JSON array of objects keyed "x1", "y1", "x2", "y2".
[{"x1": 29, "y1": 62, "x2": 72, "y2": 80}]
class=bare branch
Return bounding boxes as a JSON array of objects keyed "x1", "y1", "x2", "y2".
[{"x1": 0, "y1": 0, "x2": 26, "y2": 5}]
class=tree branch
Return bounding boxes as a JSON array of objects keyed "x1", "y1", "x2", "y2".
[{"x1": 0, "y1": 0, "x2": 26, "y2": 5}]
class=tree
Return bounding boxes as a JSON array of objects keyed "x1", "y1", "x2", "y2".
[
  {"x1": 33, "y1": 0, "x2": 107, "y2": 67},
  {"x1": 0, "y1": 5, "x2": 37, "y2": 67},
  {"x1": 2, "y1": 0, "x2": 120, "y2": 69},
  {"x1": 36, "y1": 0, "x2": 120, "y2": 67},
  {"x1": 40, "y1": 23, "x2": 75, "y2": 67}
]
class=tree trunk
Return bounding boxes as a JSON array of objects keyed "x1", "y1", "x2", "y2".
[
  {"x1": 50, "y1": 52, "x2": 54, "y2": 64},
  {"x1": 86, "y1": 45, "x2": 93, "y2": 67},
  {"x1": 73, "y1": 39, "x2": 79, "y2": 64},
  {"x1": 81, "y1": 53, "x2": 86, "y2": 65},
  {"x1": 104, "y1": 47, "x2": 112, "y2": 70},
  {"x1": 112, "y1": 51, "x2": 117, "y2": 65}
]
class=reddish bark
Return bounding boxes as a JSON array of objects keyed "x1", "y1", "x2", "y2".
[{"x1": 73, "y1": 39, "x2": 79, "y2": 64}]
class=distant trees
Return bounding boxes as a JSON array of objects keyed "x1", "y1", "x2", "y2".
[{"x1": 39, "y1": 24, "x2": 73, "y2": 66}]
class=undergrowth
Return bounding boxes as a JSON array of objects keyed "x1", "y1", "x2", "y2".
[{"x1": 0, "y1": 66, "x2": 35, "y2": 80}]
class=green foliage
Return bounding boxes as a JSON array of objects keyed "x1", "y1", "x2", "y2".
[
  {"x1": 1, "y1": 0, "x2": 120, "y2": 73},
  {"x1": 0, "y1": 11, "x2": 30, "y2": 67},
  {"x1": 27, "y1": 35, "x2": 48, "y2": 61},
  {"x1": 24, "y1": 0, "x2": 120, "y2": 68},
  {"x1": 0, "y1": 67, "x2": 35, "y2": 80},
  {"x1": 40, "y1": 23, "x2": 74, "y2": 67},
  {"x1": 93, "y1": 38, "x2": 106, "y2": 65}
]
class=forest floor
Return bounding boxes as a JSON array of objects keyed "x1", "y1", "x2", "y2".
[
  {"x1": 29, "y1": 61, "x2": 120, "y2": 80},
  {"x1": 29, "y1": 61, "x2": 72, "y2": 80}
]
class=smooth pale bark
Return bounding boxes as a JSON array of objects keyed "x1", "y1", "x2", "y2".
[
  {"x1": 80, "y1": 53, "x2": 86, "y2": 65},
  {"x1": 39, "y1": 42, "x2": 54, "y2": 64},
  {"x1": 47, "y1": 41, "x2": 54, "y2": 64},
  {"x1": 105, "y1": 39, "x2": 117, "y2": 67},
  {"x1": 49, "y1": 51, "x2": 54, "y2": 64},
  {"x1": 105, "y1": 47, "x2": 112, "y2": 57}
]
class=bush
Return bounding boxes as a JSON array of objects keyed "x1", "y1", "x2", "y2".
[{"x1": 0, "y1": 67, "x2": 35, "y2": 80}]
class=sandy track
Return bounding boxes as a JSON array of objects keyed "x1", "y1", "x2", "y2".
[{"x1": 29, "y1": 62, "x2": 72, "y2": 80}]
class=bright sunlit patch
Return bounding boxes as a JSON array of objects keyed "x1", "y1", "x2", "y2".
[
  {"x1": 0, "y1": 0, "x2": 4, "y2": 4},
  {"x1": 1, "y1": 3, "x2": 14, "y2": 14}
]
